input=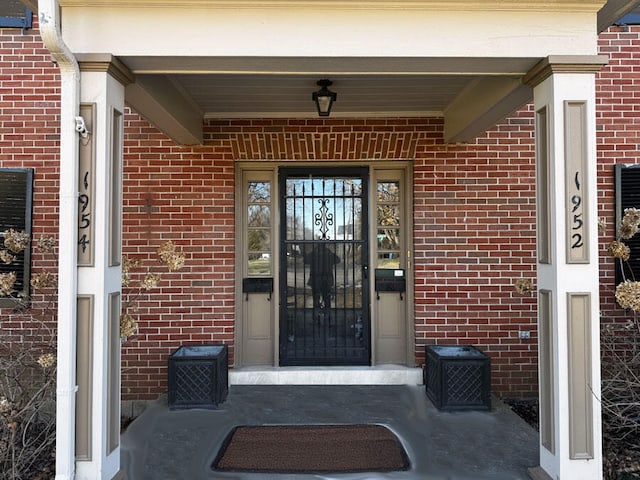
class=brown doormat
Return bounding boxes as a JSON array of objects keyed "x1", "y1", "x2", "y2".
[{"x1": 212, "y1": 424, "x2": 410, "y2": 473}]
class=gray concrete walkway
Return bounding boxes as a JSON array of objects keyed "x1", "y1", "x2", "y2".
[{"x1": 120, "y1": 385, "x2": 539, "y2": 480}]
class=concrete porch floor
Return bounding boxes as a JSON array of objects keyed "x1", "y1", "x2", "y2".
[{"x1": 120, "y1": 385, "x2": 539, "y2": 480}]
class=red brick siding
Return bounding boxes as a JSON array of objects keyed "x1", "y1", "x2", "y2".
[
  {"x1": 119, "y1": 115, "x2": 539, "y2": 399},
  {"x1": 120, "y1": 118, "x2": 237, "y2": 399},
  {"x1": 2, "y1": 22, "x2": 639, "y2": 401},
  {"x1": 0, "y1": 22, "x2": 60, "y2": 339},
  {"x1": 413, "y1": 109, "x2": 538, "y2": 397},
  {"x1": 596, "y1": 34, "x2": 640, "y2": 425},
  {"x1": 596, "y1": 28, "x2": 640, "y2": 344}
]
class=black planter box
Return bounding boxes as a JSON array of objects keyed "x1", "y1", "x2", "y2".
[
  {"x1": 425, "y1": 345, "x2": 491, "y2": 411},
  {"x1": 168, "y1": 344, "x2": 228, "y2": 410}
]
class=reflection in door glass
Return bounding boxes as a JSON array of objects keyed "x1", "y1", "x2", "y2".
[
  {"x1": 285, "y1": 178, "x2": 362, "y2": 241},
  {"x1": 377, "y1": 181, "x2": 399, "y2": 202},
  {"x1": 248, "y1": 182, "x2": 270, "y2": 203}
]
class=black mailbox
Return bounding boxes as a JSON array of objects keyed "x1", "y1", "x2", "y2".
[
  {"x1": 242, "y1": 277, "x2": 273, "y2": 300},
  {"x1": 242, "y1": 277, "x2": 273, "y2": 293},
  {"x1": 374, "y1": 269, "x2": 406, "y2": 293}
]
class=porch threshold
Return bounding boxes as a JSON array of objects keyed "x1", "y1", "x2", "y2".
[{"x1": 229, "y1": 365, "x2": 423, "y2": 385}]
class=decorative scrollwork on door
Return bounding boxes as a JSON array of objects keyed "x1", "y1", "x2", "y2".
[{"x1": 314, "y1": 198, "x2": 334, "y2": 240}]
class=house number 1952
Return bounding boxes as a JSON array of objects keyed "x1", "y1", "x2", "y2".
[{"x1": 570, "y1": 172, "x2": 584, "y2": 250}]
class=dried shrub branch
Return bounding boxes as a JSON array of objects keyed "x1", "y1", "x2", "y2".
[
  {"x1": 0, "y1": 230, "x2": 186, "y2": 479},
  {"x1": 120, "y1": 240, "x2": 185, "y2": 341},
  {"x1": 601, "y1": 208, "x2": 640, "y2": 480},
  {"x1": 601, "y1": 317, "x2": 640, "y2": 480},
  {"x1": 0, "y1": 231, "x2": 57, "y2": 480}
]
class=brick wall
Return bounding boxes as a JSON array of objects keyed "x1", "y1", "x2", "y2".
[
  {"x1": 596, "y1": 27, "x2": 640, "y2": 377},
  {"x1": 597, "y1": 26, "x2": 640, "y2": 320},
  {"x1": 0, "y1": 23, "x2": 60, "y2": 341},
  {"x1": 121, "y1": 115, "x2": 539, "y2": 399},
  {"x1": 120, "y1": 117, "x2": 237, "y2": 399},
  {"x1": 2, "y1": 22, "x2": 639, "y2": 401},
  {"x1": 413, "y1": 108, "x2": 539, "y2": 397}
]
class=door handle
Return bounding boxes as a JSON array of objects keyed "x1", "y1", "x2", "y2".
[{"x1": 362, "y1": 264, "x2": 368, "y2": 279}]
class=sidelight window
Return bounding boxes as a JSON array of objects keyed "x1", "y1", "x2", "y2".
[
  {"x1": 247, "y1": 180, "x2": 272, "y2": 276},
  {"x1": 376, "y1": 180, "x2": 401, "y2": 269}
]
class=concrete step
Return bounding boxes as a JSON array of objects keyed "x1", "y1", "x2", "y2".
[{"x1": 229, "y1": 365, "x2": 423, "y2": 385}]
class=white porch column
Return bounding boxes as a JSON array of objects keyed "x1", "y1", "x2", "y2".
[
  {"x1": 525, "y1": 56, "x2": 606, "y2": 480},
  {"x1": 74, "y1": 56, "x2": 133, "y2": 480}
]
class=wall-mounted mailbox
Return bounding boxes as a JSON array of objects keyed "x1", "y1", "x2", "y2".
[
  {"x1": 375, "y1": 269, "x2": 406, "y2": 298},
  {"x1": 242, "y1": 277, "x2": 273, "y2": 300}
]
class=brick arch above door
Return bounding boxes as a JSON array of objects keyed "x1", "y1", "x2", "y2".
[{"x1": 203, "y1": 118, "x2": 443, "y2": 161}]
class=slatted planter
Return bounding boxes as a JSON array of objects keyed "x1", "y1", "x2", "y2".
[
  {"x1": 425, "y1": 345, "x2": 491, "y2": 411},
  {"x1": 168, "y1": 345, "x2": 228, "y2": 410}
]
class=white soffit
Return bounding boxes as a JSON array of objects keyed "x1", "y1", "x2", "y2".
[{"x1": 58, "y1": 0, "x2": 610, "y2": 143}]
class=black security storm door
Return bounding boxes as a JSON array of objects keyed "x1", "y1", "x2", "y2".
[{"x1": 279, "y1": 168, "x2": 370, "y2": 366}]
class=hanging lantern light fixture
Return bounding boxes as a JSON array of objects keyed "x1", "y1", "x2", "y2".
[{"x1": 312, "y1": 79, "x2": 337, "y2": 117}]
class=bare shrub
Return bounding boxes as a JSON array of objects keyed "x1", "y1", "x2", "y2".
[
  {"x1": 602, "y1": 208, "x2": 640, "y2": 480},
  {"x1": 0, "y1": 342, "x2": 56, "y2": 479},
  {"x1": 0, "y1": 229, "x2": 185, "y2": 478},
  {"x1": 601, "y1": 318, "x2": 640, "y2": 480},
  {"x1": 0, "y1": 231, "x2": 57, "y2": 480}
]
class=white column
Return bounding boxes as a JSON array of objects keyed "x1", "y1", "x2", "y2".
[
  {"x1": 75, "y1": 56, "x2": 133, "y2": 480},
  {"x1": 525, "y1": 56, "x2": 606, "y2": 480}
]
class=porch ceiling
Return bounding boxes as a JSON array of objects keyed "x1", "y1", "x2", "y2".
[
  {"x1": 170, "y1": 73, "x2": 473, "y2": 117},
  {"x1": 117, "y1": 55, "x2": 539, "y2": 145},
  {"x1": 122, "y1": 57, "x2": 538, "y2": 118}
]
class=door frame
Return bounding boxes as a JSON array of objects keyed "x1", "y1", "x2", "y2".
[{"x1": 234, "y1": 161, "x2": 415, "y2": 368}]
